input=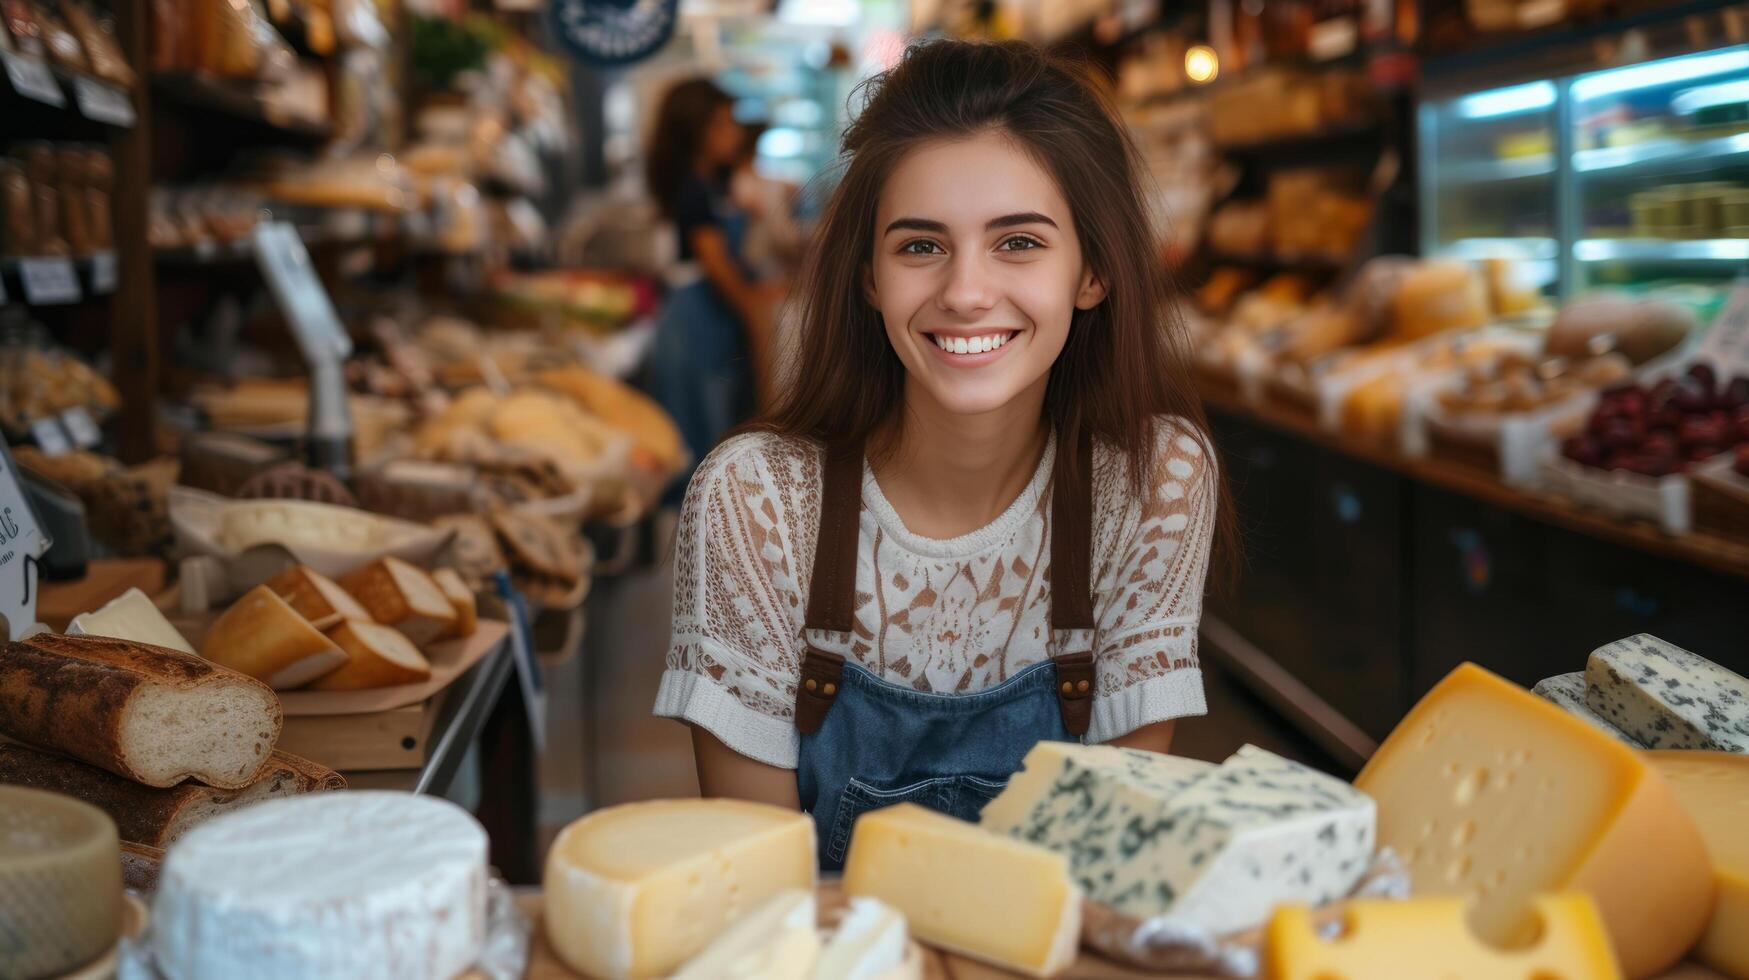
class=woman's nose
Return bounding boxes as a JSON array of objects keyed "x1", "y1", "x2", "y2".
[{"x1": 935, "y1": 253, "x2": 996, "y2": 315}]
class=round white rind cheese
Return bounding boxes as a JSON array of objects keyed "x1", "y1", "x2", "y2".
[{"x1": 151, "y1": 791, "x2": 488, "y2": 980}]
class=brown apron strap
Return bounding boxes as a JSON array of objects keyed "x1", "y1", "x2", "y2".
[
  {"x1": 1049, "y1": 427, "x2": 1096, "y2": 736},
  {"x1": 797, "y1": 436, "x2": 863, "y2": 734}
]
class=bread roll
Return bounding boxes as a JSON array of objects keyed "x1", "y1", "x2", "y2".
[
  {"x1": 202, "y1": 586, "x2": 348, "y2": 690},
  {"x1": 0, "y1": 633, "x2": 281, "y2": 789},
  {"x1": 308, "y1": 621, "x2": 431, "y2": 691},
  {"x1": 0, "y1": 743, "x2": 344, "y2": 848},
  {"x1": 338, "y1": 557, "x2": 457, "y2": 646},
  {"x1": 264, "y1": 565, "x2": 373, "y2": 631}
]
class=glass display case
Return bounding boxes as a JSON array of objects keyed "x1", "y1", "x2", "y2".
[{"x1": 1421, "y1": 43, "x2": 1749, "y2": 300}]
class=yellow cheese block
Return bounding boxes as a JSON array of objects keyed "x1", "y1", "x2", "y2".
[
  {"x1": 843, "y1": 803, "x2": 1080, "y2": 979},
  {"x1": 1355, "y1": 663, "x2": 1712, "y2": 979},
  {"x1": 67, "y1": 586, "x2": 196, "y2": 655},
  {"x1": 0, "y1": 786, "x2": 122, "y2": 978},
  {"x1": 542, "y1": 799, "x2": 816, "y2": 979},
  {"x1": 1647, "y1": 751, "x2": 1749, "y2": 978},
  {"x1": 1262, "y1": 893, "x2": 1621, "y2": 979}
]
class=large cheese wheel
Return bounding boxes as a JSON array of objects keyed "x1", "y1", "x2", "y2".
[
  {"x1": 1647, "y1": 751, "x2": 1749, "y2": 978},
  {"x1": 1356, "y1": 664, "x2": 1713, "y2": 978},
  {"x1": 0, "y1": 786, "x2": 122, "y2": 978}
]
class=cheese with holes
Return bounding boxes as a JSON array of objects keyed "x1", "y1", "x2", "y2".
[
  {"x1": 0, "y1": 787, "x2": 121, "y2": 978},
  {"x1": 1355, "y1": 663, "x2": 1711, "y2": 978},
  {"x1": 151, "y1": 791, "x2": 487, "y2": 980},
  {"x1": 844, "y1": 803, "x2": 1079, "y2": 978},
  {"x1": 1261, "y1": 893, "x2": 1620, "y2": 979},
  {"x1": 1532, "y1": 672, "x2": 1639, "y2": 744},
  {"x1": 67, "y1": 587, "x2": 196, "y2": 656},
  {"x1": 544, "y1": 799, "x2": 816, "y2": 979},
  {"x1": 671, "y1": 889, "x2": 818, "y2": 980},
  {"x1": 986, "y1": 742, "x2": 1371, "y2": 934},
  {"x1": 1647, "y1": 750, "x2": 1749, "y2": 978},
  {"x1": 818, "y1": 896, "x2": 913, "y2": 980},
  {"x1": 1585, "y1": 633, "x2": 1749, "y2": 752}
]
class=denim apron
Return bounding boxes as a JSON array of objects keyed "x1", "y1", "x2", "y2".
[{"x1": 794, "y1": 433, "x2": 1098, "y2": 871}]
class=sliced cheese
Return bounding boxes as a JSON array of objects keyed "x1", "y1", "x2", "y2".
[
  {"x1": 68, "y1": 586, "x2": 196, "y2": 656},
  {"x1": 1531, "y1": 672, "x2": 1640, "y2": 745},
  {"x1": 431, "y1": 567, "x2": 477, "y2": 640},
  {"x1": 1355, "y1": 663, "x2": 1712, "y2": 978},
  {"x1": 671, "y1": 889, "x2": 819, "y2": 980},
  {"x1": 152, "y1": 791, "x2": 487, "y2": 980},
  {"x1": 818, "y1": 896, "x2": 913, "y2": 980},
  {"x1": 1261, "y1": 893, "x2": 1621, "y2": 980},
  {"x1": 338, "y1": 557, "x2": 457, "y2": 647},
  {"x1": 264, "y1": 565, "x2": 373, "y2": 631},
  {"x1": 308, "y1": 621, "x2": 431, "y2": 691},
  {"x1": 0, "y1": 786, "x2": 122, "y2": 979},
  {"x1": 1646, "y1": 750, "x2": 1749, "y2": 978},
  {"x1": 843, "y1": 803, "x2": 1079, "y2": 978},
  {"x1": 543, "y1": 799, "x2": 816, "y2": 979},
  {"x1": 1585, "y1": 634, "x2": 1749, "y2": 752},
  {"x1": 200, "y1": 585, "x2": 347, "y2": 689}
]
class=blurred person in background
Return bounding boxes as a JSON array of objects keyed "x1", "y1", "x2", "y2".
[
  {"x1": 730, "y1": 122, "x2": 805, "y2": 282},
  {"x1": 645, "y1": 78, "x2": 784, "y2": 505}
]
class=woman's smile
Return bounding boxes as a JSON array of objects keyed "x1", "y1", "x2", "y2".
[{"x1": 923, "y1": 328, "x2": 1022, "y2": 365}]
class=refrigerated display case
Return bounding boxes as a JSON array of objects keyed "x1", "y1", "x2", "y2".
[{"x1": 1421, "y1": 43, "x2": 1749, "y2": 301}]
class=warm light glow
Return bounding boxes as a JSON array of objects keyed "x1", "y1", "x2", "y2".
[{"x1": 1185, "y1": 45, "x2": 1219, "y2": 84}]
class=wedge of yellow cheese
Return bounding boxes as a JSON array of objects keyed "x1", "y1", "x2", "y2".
[
  {"x1": 1262, "y1": 893, "x2": 1621, "y2": 979},
  {"x1": 1355, "y1": 663, "x2": 1711, "y2": 978},
  {"x1": 1647, "y1": 750, "x2": 1749, "y2": 979},
  {"x1": 843, "y1": 803, "x2": 1079, "y2": 978},
  {"x1": 542, "y1": 799, "x2": 815, "y2": 979}
]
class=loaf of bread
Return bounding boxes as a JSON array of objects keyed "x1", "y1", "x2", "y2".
[
  {"x1": 0, "y1": 743, "x2": 344, "y2": 848},
  {"x1": 431, "y1": 568, "x2": 477, "y2": 640},
  {"x1": 309, "y1": 621, "x2": 432, "y2": 691},
  {"x1": 338, "y1": 557, "x2": 457, "y2": 646},
  {"x1": 202, "y1": 586, "x2": 348, "y2": 690},
  {"x1": 264, "y1": 565, "x2": 373, "y2": 631},
  {"x1": 0, "y1": 633, "x2": 281, "y2": 789}
]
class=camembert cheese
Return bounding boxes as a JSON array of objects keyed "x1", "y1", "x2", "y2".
[
  {"x1": 543, "y1": 799, "x2": 816, "y2": 979},
  {"x1": 1355, "y1": 663, "x2": 1712, "y2": 978}
]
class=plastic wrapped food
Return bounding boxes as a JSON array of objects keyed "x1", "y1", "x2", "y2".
[
  {"x1": 1, "y1": 159, "x2": 35, "y2": 256},
  {"x1": 60, "y1": 0, "x2": 134, "y2": 86},
  {"x1": 16, "y1": 142, "x2": 68, "y2": 256},
  {"x1": 149, "y1": 0, "x2": 186, "y2": 71},
  {"x1": 83, "y1": 147, "x2": 112, "y2": 250},
  {"x1": 32, "y1": 0, "x2": 85, "y2": 71},
  {"x1": 1, "y1": 0, "x2": 49, "y2": 59},
  {"x1": 55, "y1": 147, "x2": 92, "y2": 256}
]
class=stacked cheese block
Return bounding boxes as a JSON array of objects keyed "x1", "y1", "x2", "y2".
[
  {"x1": 541, "y1": 798, "x2": 919, "y2": 980},
  {"x1": 0, "y1": 590, "x2": 347, "y2": 853},
  {"x1": 200, "y1": 557, "x2": 477, "y2": 692},
  {"x1": 1533, "y1": 633, "x2": 1749, "y2": 752}
]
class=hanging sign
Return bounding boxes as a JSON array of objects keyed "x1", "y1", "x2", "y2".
[
  {"x1": 0, "y1": 444, "x2": 53, "y2": 640},
  {"x1": 548, "y1": 0, "x2": 679, "y2": 68}
]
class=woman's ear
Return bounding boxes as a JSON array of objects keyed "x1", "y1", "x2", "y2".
[
  {"x1": 862, "y1": 262, "x2": 878, "y2": 307},
  {"x1": 1074, "y1": 266, "x2": 1108, "y2": 310}
]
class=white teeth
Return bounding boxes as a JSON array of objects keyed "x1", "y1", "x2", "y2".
[
  {"x1": 932, "y1": 332, "x2": 1014, "y2": 354},
  {"x1": 952, "y1": 337, "x2": 969, "y2": 354}
]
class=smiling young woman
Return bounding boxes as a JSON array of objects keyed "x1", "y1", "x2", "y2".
[{"x1": 653, "y1": 39, "x2": 1236, "y2": 870}]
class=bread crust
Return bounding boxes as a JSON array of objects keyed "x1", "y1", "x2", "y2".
[{"x1": 0, "y1": 633, "x2": 282, "y2": 787}]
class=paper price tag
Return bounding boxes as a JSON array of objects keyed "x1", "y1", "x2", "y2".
[
  {"x1": 2, "y1": 53, "x2": 65, "y2": 107},
  {"x1": 89, "y1": 251, "x2": 116, "y2": 294},
  {"x1": 60, "y1": 406, "x2": 101, "y2": 448},
  {"x1": 28, "y1": 417, "x2": 71, "y2": 456},
  {"x1": 493, "y1": 572, "x2": 547, "y2": 752},
  {"x1": 0, "y1": 444, "x2": 53, "y2": 640},
  {"x1": 19, "y1": 257, "x2": 80, "y2": 305},
  {"x1": 73, "y1": 76, "x2": 134, "y2": 126},
  {"x1": 251, "y1": 223, "x2": 352, "y2": 362}
]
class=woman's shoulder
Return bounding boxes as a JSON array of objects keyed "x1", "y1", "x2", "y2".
[
  {"x1": 686, "y1": 429, "x2": 824, "y2": 505},
  {"x1": 1090, "y1": 415, "x2": 1218, "y2": 498}
]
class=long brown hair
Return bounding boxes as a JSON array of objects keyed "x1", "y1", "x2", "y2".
[
  {"x1": 645, "y1": 77, "x2": 732, "y2": 220},
  {"x1": 755, "y1": 39, "x2": 1236, "y2": 575}
]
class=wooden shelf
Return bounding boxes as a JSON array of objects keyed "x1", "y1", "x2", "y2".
[
  {"x1": 1200, "y1": 381, "x2": 1749, "y2": 581},
  {"x1": 150, "y1": 73, "x2": 331, "y2": 143}
]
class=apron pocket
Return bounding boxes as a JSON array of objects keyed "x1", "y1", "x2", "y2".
[
  {"x1": 960, "y1": 774, "x2": 1011, "y2": 816},
  {"x1": 826, "y1": 774, "x2": 1013, "y2": 865}
]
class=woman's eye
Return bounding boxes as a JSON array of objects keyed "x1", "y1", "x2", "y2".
[
  {"x1": 899, "y1": 239, "x2": 943, "y2": 255},
  {"x1": 999, "y1": 236, "x2": 1042, "y2": 251}
]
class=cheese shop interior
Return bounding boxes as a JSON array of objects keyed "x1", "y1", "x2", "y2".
[{"x1": 2, "y1": 0, "x2": 1749, "y2": 979}]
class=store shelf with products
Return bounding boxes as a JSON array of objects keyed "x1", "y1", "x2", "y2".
[{"x1": 149, "y1": 72, "x2": 332, "y2": 143}]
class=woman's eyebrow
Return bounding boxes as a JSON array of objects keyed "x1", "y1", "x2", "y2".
[{"x1": 883, "y1": 212, "x2": 1059, "y2": 236}]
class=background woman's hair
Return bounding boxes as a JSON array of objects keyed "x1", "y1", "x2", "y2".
[
  {"x1": 644, "y1": 77, "x2": 733, "y2": 219},
  {"x1": 753, "y1": 38, "x2": 1238, "y2": 579}
]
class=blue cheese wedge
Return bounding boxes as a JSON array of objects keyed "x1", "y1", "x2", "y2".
[
  {"x1": 1584, "y1": 634, "x2": 1749, "y2": 752},
  {"x1": 1531, "y1": 673, "x2": 1641, "y2": 745},
  {"x1": 984, "y1": 743, "x2": 1374, "y2": 936},
  {"x1": 980, "y1": 743, "x2": 1213, "y2": 891}
]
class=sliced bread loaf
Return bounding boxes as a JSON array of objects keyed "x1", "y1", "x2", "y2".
[
  {"x1": 0, "y1": 633, "x2": 281, "y2": 788},
  {"x1": 338, "y1": 557, "x2": 457, "y2": 646},
  {"x1": 264, "y1": 565, "x2": 373, "y2": 631},
  {"x1": 309, "y1": 621, "x2": 432, "y2": 690},
  {"x1": 202, "y1": 586, "x2": 348, "y2": 690}
]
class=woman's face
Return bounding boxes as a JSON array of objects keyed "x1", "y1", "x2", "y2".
[
  {"x1": 867, "y1": 131, "x2": 1105, "y2": 420},
  {"x1": 702, "y1": 103, "x2": 744, "y2": 169}
]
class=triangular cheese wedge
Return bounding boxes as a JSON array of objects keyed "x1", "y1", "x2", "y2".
[{"x1": 69, "y1": 587, "x2": 195, "y2": 656}]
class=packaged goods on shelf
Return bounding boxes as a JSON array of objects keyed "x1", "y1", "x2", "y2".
[
  {"x1": 62, "y1": 0, "x2": 133, "y2": 86},
  {"x1": 2, "y1": 143, "x2": 114, "y2": 258},
  {"x1": 1205, "y1": 68, "x2": 1378, "y2": 148}
]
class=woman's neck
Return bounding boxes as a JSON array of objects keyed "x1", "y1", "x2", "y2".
[{"x1": 870, "y1": 380, "x2": 1050, "y2": 540}]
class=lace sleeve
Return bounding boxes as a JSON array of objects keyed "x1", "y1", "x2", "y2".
[
  {"x1": 652, "y1": 435, "x2": 809, "y2": 769},
  {"x1": 1085, "y1": 421, "x2": 1217, "y2": 742}
]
